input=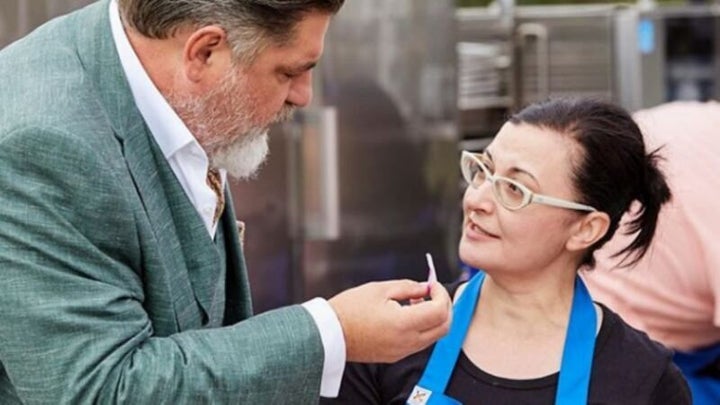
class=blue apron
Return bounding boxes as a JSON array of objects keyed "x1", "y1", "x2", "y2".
[
  {"x1": 406, "y1": 272, "x2": 597, "y2": 405},
  {"x1": 673, "y1": 343, "x2": 720, "y2": 405}
]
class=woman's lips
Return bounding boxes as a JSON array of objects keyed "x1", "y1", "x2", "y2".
[{"x1": 465, "y1": 219, "x2": 500, "y2": 240}]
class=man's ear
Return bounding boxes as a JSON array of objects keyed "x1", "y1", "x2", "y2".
[
  {"x1": 566, "y1": 211, "x2": 610, "y2": 253},
  {"x1": 183, "y1": 25, "x2": 230, "y2": 82}
]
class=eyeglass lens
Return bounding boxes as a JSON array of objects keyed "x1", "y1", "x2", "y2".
[{"x1": 462, "y1": 154, "x2": 527, "y2": 209}]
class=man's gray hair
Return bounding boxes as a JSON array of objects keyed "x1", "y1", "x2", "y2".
[{"x1": 117, "y1": 0, "x2": 345, "y2": 63}]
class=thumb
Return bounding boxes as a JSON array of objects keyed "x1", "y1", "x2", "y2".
[{"x1": 383, "y1": 279, "x2": 429, "y2": 301}]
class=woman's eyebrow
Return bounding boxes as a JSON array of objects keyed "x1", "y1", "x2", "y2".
[
  {"x1": 510, "y1": 166, "x2": 538, "y2": 183},
  {"x1": 486, "y1": 150, "x2": 538, "y2": 183}
]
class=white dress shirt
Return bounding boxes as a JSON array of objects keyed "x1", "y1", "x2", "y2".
[{"x1": 108, "y1": 1, "x2": 345, "y2": 396}]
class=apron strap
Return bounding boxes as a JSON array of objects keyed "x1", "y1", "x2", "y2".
[
  {"x1": 555, "y1": 277, "x2": 596, "y2": 405},
  {"x1": 407, "y1": 273, "x2": 597, "y2": 405},
  {"x1": 407, "y1": 273, "x2": 485, "y2": 404}
]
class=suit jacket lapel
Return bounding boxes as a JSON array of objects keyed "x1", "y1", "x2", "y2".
[
  {"x1": 124, "y1": 128, "x2": 209, "y2": 330},
  {"x1": 220, "y1": 191, "x2": 253, "y2": 323},
  {"x1": 73, "y1": 0, "x2": 209, "y2": 331},
  {"x1": 148, "y1": 143, "x2": 225, "y2": 323}
]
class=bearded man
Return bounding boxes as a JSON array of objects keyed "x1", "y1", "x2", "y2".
[{"x1": 0, "y1": 1, "x2": 452, "y2": 403}]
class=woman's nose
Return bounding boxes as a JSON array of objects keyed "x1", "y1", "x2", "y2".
[{"x1": 463, "y1": 180, "x2": 496, "y2": 213}]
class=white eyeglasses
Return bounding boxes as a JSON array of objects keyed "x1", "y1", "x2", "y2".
[{"x1": 460, "y1": 151, "x2": 597, "y2": 212}]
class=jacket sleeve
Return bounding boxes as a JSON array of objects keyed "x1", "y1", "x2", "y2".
[{"x1": 0, "y1": 128, "x2": 324, "y2": 404}]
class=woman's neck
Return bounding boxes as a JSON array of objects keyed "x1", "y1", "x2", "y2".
[
  {"x1": 460, "y1": 265, "x2": 579, "y2": 379},
  {"x1": 478, "y1": 268, "x2": 576, "y2": 332}
]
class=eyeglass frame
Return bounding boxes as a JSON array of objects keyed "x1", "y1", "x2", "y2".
[{"x1": 460, "y1": 151, "x2": 597, "y2": 212}]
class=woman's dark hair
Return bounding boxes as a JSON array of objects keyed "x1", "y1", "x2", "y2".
[{"x1": 509, "y1": 98, "x2": 671, "y2": 268}]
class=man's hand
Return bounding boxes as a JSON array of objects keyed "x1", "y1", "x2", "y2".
[{"x1": 328, "y1": 279, "x2": 452, "y2": 363}]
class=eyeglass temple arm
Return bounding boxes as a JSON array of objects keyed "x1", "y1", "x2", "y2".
[{"x1": 532, "y1": 195, "x2": 597, "y2": 212}]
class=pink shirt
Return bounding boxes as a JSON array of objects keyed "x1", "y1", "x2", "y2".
[{"x1": 583, "y1": 101, "x2": 720, "y2": 351}]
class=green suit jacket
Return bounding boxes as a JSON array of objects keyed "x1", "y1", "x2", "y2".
[{"x1": 0, "y1": 1, "x2": 323, "y2": 403}]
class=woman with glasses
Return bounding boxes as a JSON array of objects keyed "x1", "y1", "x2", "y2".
[{"x1": 321, "y1": 98, "x2": 691, "y2": 404}]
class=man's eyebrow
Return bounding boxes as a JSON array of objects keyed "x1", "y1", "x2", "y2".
[{"x1": 289, "y1": 61, "x2": 317, "y2": 73}]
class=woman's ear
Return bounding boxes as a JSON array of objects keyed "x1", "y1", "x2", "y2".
[{"x1": 566, "y1": 211, "x2": 610, "y2": 252}]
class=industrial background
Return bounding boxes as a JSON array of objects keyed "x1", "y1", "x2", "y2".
[{"x1": 2, "y1": 0, "x2": 716, "y2": 312}]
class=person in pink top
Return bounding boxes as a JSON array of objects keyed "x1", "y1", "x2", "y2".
[{"x1": 584, "y1": 100, "x2": 720, "y2": 404}]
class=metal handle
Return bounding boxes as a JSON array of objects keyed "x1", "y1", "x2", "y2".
[{"x1": 517, "y1": 23, "x2": 550, "y2": 102}]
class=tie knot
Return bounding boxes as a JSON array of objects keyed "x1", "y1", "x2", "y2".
[{"x1": 206, "y1": 168, "x2": 225, "y2": 224}]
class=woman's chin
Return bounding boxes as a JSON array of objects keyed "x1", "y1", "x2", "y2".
[{"x1": 458, "y1": 239, "x2": 493, "y2": 270}]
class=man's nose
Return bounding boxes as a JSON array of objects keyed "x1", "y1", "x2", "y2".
[{"x1": 287, "y1": 71, "x2": 313, "y2": 108}]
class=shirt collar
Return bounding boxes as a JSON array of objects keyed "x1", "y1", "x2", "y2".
[{"x1": 108, "y1": 0, "x2": 203, "y2": 162}]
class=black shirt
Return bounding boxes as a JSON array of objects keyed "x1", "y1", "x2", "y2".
[{"x1": 322, "y1": 284, "x2": 691, "y2": 405}]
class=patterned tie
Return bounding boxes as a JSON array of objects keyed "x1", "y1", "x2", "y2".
[{"x1": 206, "y1": 168, "x2": 225, "y2": 224}]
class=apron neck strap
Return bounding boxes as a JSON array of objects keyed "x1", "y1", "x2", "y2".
[{"x1": 408, "y1": 273, "x2": 596, "y2": 405}]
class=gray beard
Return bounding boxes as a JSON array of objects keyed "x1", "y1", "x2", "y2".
[
  {"x1": 209, "y1": 129, "x2": 269, "y2": 180},
  {"x1": 165, "y1": 70, "x2": 294, "y2": 180},
  {"x1": 209, "y1": 104, "x2": 295, "y2": 179}
]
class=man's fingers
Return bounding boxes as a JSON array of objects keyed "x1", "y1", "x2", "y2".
[
  {"x1": 428, "y1": 280, "x2": 451, "y2": 302},
  {"x1": 401, "y1": 300, "x2": 452, "y2": 333},
  {"x1": 382, "y1": 279, "x2": 429, "y2": 301},
  {"x1": 330, "y1": 279, "x2": 454, "y2": 363},
  {"x1": 398, "y1": 283, "x2": 452, "y2": 333},
  {"x1": 383, "y1": 279, "x2": 449, "y2": 301},
  {"x1": 415, "y1": 322, "x2": 452, "y2": 349},
  {"x1": 391, "y1": 312, "x2": 453, "y2": 359}
]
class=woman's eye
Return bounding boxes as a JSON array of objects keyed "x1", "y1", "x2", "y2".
[{"x1": 505, "y1": 182, "x2": 523, "y2": 196}]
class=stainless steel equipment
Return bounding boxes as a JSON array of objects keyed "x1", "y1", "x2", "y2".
[
  {"x1": 457, "y1": 3, "x2": 625, "y2": 143},
  {"x1": 231, "y1": 0, "x2": 461, "y2": 311},
  {"x1": 634, "y1": 5, "x2": 720, "y2": 109},
  {"x1": 456, "y1": 2, "x2": 720, "y2": 143}
]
